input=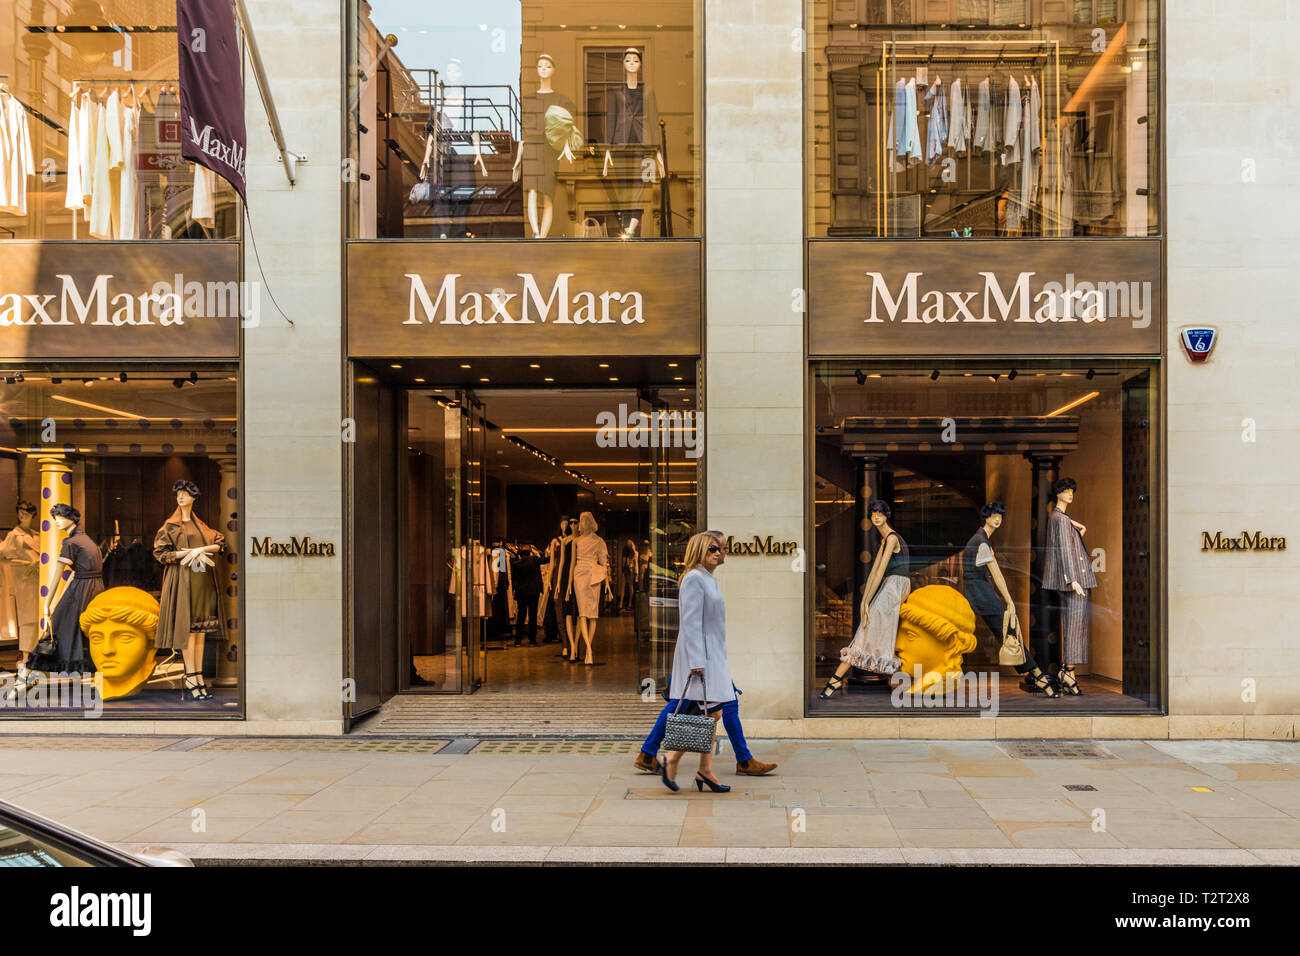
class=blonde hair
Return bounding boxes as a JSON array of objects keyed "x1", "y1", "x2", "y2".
[
  {"x1": 681, "y1": 532, "x2": 718, "y2": 576},
  {"x1": 80, "y1": 587, "x2": 161, "y2": 634},
  {"x1": 578, "y1": 511, "x2": 598, "y2": 535}
]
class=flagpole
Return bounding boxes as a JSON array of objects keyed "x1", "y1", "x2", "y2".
[{"x1": 232, "y1": 0, "x2": 299, "y2": 186}]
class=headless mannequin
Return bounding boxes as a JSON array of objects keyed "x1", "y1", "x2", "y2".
[
  {"x1": 601, "y1": 50, "x2": 665, "y2": 238},
  {"x1": 172, "y1": 488, "x2": 220, "y2": 696},
  {"x1": 513, "y1": 55, "x2": 575, "y2": 238}
]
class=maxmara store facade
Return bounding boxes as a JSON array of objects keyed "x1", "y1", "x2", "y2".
[{"x1": 0, "y1": 0, "x2": 1294, "y2": 739}]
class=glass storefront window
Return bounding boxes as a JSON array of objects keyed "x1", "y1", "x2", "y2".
[
  {"x1": 0, "y1": 0, "x2": 239, "y2": 240},
  {"x1": 806, "y1": 0, "x2": 1159, "y2": 237},
  {"x1": 349, "y1": 1, "x2": 701, "y2": 239},
  {"x1": 810, "y1": 360, "x2": 1158, "y2": 714},
  {"x1": 0, "y1": 368, "x2": 239, "y2": 715}
]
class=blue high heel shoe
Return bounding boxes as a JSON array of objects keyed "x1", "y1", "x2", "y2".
[
  {"x1": 661, "y1": 760, "x2": 679, "y2": 793},
  {"x1": 695, "y1": 773, "x2": 731, "y2": 794}
]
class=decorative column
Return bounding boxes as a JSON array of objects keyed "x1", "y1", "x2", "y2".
[
  {"x1": 36, "y1": 455, "x2": 72, "y2": 636},
  {"x1": 852, "y1": 454, "x2": 886, "y2": 634},
  {"x1": 213, "y1": 456, "x2": 240, "y2": 686},
  {"x1": 1027, "y1": 452, "x2": 1062, "y2": 671}
]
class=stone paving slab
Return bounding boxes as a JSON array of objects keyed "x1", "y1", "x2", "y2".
[{"x1": 1, "y1": 736, "x2": 1298, "y2": 864}]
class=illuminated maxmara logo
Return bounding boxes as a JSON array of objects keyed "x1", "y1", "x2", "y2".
[
  {"x1": 404, "y1": 273, "x2": 645, "y2": 326},
  {"x1": 863, "y1": 271, "x2": 1153, "y2": 328}
]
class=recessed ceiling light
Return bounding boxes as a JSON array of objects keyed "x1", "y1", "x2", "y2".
[
  {"x1": 673, "y1": 376, "x2": 683, "y2": 381},
  {"x1": 390, "y1": 363, "x2": 402, "y2": 369},
  {"x1": 609, "y1": 377, "x2": 619, "y2": 382},
  {"x1": 460, "y1": 363, "x2": 471, "y2": 369},
  {"x1": 414, "y1": 377, "x2": 425, "y2": 383},
  {"x1": 529, "y1": 363, "x2": 540, "y2": 369},
  {"x1": 599, "y1": 363, "x2": 610, "y2": 368},
  {"x1": 479, "y1": 377, "x2": 490, "y2": 382},
  {"x1": 667, "y1": 362, "x2": 678, "y2": 368},
  {"x1": 544, "y1": 377, "x2": 554, "y2": 382}
]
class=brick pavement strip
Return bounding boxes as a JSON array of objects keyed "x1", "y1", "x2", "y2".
[{"x1": 0, "y1": 737, "x2": 1297, "y2": 864}]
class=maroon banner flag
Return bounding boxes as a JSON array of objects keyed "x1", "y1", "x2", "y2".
[{"x1": 177, "y1": 0, "x2": 247, "y2": 199}]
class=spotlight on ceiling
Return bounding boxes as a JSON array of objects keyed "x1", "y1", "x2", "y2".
[
  {"x1": 1086, "y1": 368, "x2": 1096, "y2": 380},
  {"x1": 854, "y1": 369, "x2": 867, "y2": 386},
  {"x1": 1008, "y1": 369, "x2": 1018, "y2": 381},
  {"x1": 119, "y1": 372, "x2": 128, "y2": 383},
  {"x1": 172, "y1": 378, "x2": 185, "y2": 389},
  {"x1": 188, "y1": 370, "x2": 198, "y2": 384},
  {"x1": 930, "y1": 369, "x2": 941, "y2": 381}
]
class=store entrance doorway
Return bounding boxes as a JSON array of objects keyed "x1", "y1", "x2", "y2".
[{"x1": 346, "y1": 361, "x2": 699, "y2": 725}]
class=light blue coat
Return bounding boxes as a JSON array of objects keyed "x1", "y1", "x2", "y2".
[{"x1": 668, "y1": 568, "x2": 736, "y2": 704}]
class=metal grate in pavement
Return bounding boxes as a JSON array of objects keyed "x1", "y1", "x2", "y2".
[
  {"x1": 1063, "y1": 784, "x2": 1098, "y2": 792},
  {"x1": 195, "y1": 738, "x2": 450, "y2": 753},
  {"x1": 0, "y1": 736, "x2": 181, "y2": 751},
  {"x1": 999, "y1": 740, "x2": 1115, "y2": 760},
  {"x1": 470, "y1": 739, "x2": 642, "y2": 755}
]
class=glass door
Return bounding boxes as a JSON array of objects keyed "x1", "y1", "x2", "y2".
[
  {"x1": 460, "y1": 389, "x2": 488, "y2": 692},
  {"x1": 635, "y1": 389, "x2": 699, "y2": 697}
]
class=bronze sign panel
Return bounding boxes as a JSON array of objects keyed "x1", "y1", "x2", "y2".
[
  {"x1": 809, "y1": 239, "x2": 1161, "y2": 356},
  {"x1": 0, "y1": 241, "x2": 240, "y2": 359},
  {"x1": 346, "y1": 240, "x2": 702, "y2": 358}
]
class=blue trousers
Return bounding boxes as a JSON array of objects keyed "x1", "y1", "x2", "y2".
[{"x1": 641, "y1": 696, "x2": 752, "y2": 764}]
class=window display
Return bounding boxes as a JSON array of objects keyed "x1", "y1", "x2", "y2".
[
  {"x1": 350, "y1": 1, "x2": 700, "y2": 238},
  {"x1": 810, "y1": 360, "x2": 1158, "y2": 713},
  {"x1": 0, "y1": 369, "x2": 239, "y2": 714},
  {"x1": 0, "y1": 1, "x2": 239, "y2": 240},
  {"x1": 805, "y1": 0, "x2": 1159, "y2": 237}
]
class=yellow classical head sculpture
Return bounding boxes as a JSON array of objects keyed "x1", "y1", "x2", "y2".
[
  {"x1": 80, "y1": 587, "x2": 159, "y2": 700},
  {"x1": 894, "y1": 585, "x2": 978, "y2": 695}
]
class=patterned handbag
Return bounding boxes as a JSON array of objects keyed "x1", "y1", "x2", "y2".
[{"x1": 662, "y1": 674, "x2": 714, "y2": 754}]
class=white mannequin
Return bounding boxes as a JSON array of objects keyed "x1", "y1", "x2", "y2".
[
  {"x1": 513, "y1": 54, "x2": 575, "y2": 238},
  {"x1": 601, "y1": 49, "x2": 665, "y2": 238},
  {"x1": 173, "y1": 487, "x2": 220, "y2": 698}
]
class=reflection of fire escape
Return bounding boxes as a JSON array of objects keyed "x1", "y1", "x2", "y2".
[{"x1": 409, "y1": 71, "x2": 523, "y2": 237}]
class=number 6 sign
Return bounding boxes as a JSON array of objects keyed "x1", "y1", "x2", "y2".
[{"x1": 1179, "y1": 326, "x2": 1217, "y2": 364}]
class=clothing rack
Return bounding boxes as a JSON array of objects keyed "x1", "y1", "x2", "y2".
[{"x1": 876, "y1": 38, "x2": 1060, "y2": 237}]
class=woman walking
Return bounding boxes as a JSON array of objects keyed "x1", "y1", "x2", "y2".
[
  {"x1": 819, "y1": 499, "x2": 910, "y2": 698},
  {"x1": 659, "y1": 531, "x2": 734, "y2": 794}
]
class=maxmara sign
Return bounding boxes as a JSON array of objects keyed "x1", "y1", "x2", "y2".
[
  {"x1": 0, "y1": 242, "x2": 240, "y2": 359},
  {"x1": 346, "y1": 240, "x2": 702, "y2": 358},
  {"x1": 809, "y1": 239, "x2": 1161, "y2": 356}
]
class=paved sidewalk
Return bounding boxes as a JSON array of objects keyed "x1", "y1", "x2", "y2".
[{"x1": 1, "y1": 736, "x2": 1298, "y2": 864}]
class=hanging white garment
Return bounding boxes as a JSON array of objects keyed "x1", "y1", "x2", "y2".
[
  {"x1": 192, "y1": 162, "x2": 216, "y2": 225},
  {"x1": 64, "y1": 91, "x2": 83, "y2": 210},
  {"x1": 901, "y1": 78, "x2": 922, "y2": 166},
  {"x1": 89, "y1": 101, "x2": 115, "y2": 237},
  {"x1": 1019, "y1": 78, "x2": 1041, "y2": 213},
  {"x1": 118, "y1": 103, "x2": 140, "y2": 239},
  {"x1": 973, "y1": 77, "x2": 991, "y2": 151},
  {"x1": 946, "y1": 78, "x2": 969, "y2": 154},
  {"x1": 0, "y1": 92, "x2": 35, "y2": 215},
  {"x1": 1001, "y1": 75, "x2": 1022, "y2": 166},
  {"x1": 77, "y1": 93, "x2": 94, "y2": 217}
]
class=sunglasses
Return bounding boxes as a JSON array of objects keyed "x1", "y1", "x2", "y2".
[{"x1": 706, "y1": 545, "x2": 722, "y2": 554}]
